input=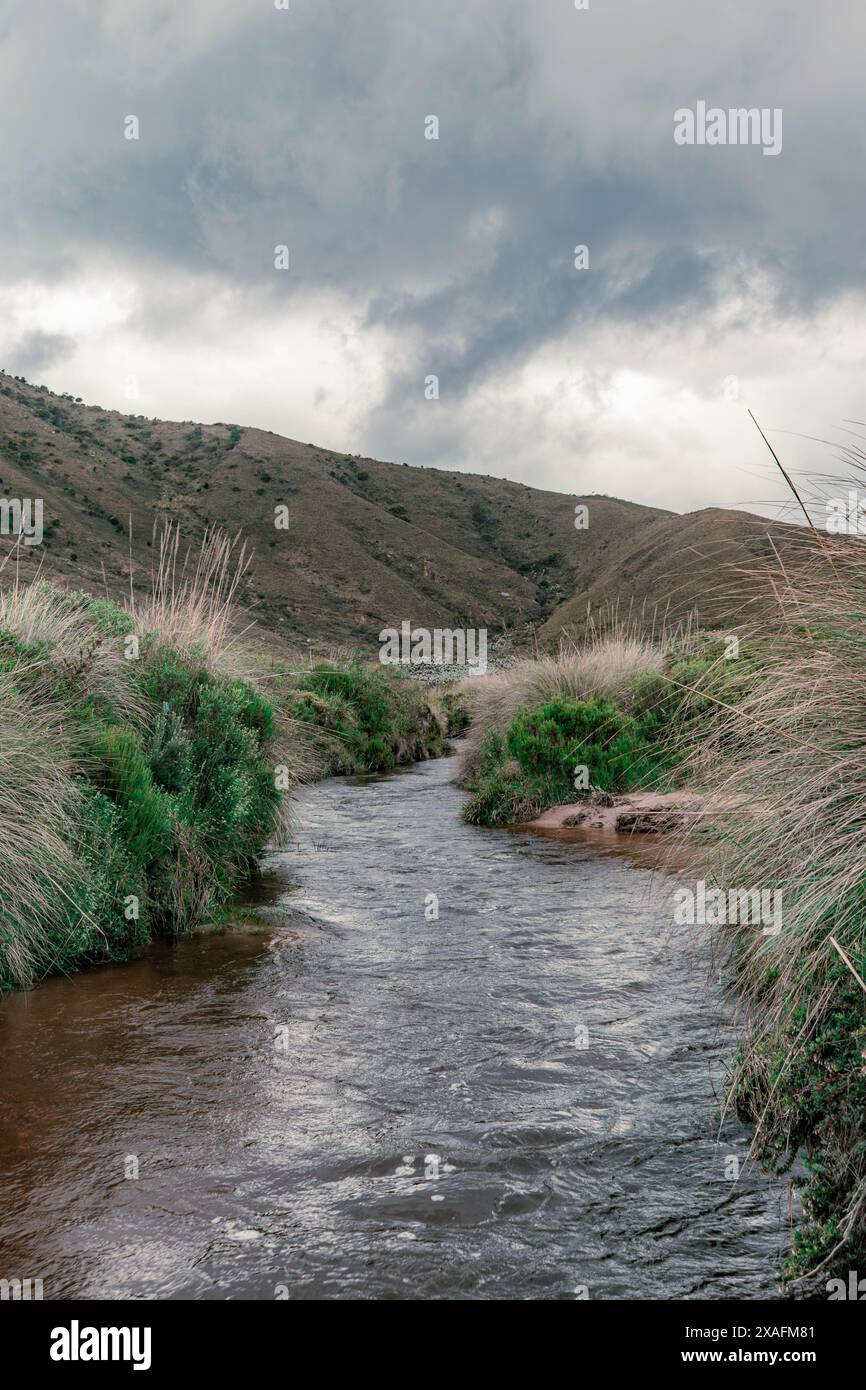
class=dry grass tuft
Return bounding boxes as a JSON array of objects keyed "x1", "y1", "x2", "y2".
[
  {"x1": 677, "y1": 467, "x2": 866, "y2": 1279},
  {"x1": 0, "y1": 577, "x2": 142, "y2": 719},
  {"x1": 0, "y1": 668, "x2": 86, "y2": 988},
  {"x1": 683, "y1": 530, "x2": 866, "y2": 1041},
  {"x1": 130, "y1": 522, "x2": 255, "y2": 678}
]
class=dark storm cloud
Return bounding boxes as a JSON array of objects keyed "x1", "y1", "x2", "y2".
[{"x1": 3, "y1": 6, "x2": 858, "y2": 271}]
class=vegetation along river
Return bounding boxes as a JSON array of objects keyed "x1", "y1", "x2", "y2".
[{"x1": 0, "y1": 752, "x2": 791, "y2": 1299}]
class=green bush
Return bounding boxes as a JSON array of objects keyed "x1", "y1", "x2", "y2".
[
  {"x1": 463, "y1": 695, "x2": 658, "y2": 825},
  {"x1": 439, "y1": 688, "x2": 473, "y2": 737},
  {"x1": 124, "y1": 645, "x2": 284, "y2": 928},
  {"x1": 508, "y1": 696, "x2": 638, "y2": 784},
  {"x1": 287, "y1": 662, "x2": 444, "y2": 774},
  {"x1": 89, "y1": 725, "x2": 175, "y2": 870},
  {"x1": 55, "y1": 787, "x2": 151, "y2": 969},
  {"x1": 0, "y1": 585, "x2": 288, "y2": 989}
]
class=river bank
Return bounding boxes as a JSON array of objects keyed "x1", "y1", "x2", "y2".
[{"x1": 527, "y1": 791, "x2": 703, "y2": 833}]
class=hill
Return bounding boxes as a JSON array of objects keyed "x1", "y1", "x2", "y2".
[{"x1": 0, "y1": 372, "x2": 797, "y2": 654}]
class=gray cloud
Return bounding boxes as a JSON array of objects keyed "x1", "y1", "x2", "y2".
[
  {"x1": 5, "y1": 331, "x2": 76, "y2": 375},
  {"x1": 0, "y1": 0, "x2": 861, "y2": 511}
]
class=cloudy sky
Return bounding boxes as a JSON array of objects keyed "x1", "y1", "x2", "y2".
[{"x1": 1, "y1": 0, "x2": 862, "y2": 517}]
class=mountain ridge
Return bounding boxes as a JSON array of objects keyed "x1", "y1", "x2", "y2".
[{"x1": 0, "y1": 371, "x2": 794, "y2": 654}]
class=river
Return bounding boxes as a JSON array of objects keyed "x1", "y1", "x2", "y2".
[{"x1": 0, "y1": 752, "x2": 790, "y2": 1299}]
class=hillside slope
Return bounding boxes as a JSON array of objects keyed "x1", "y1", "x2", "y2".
[
  {"x1": 540, "y1": 506, "x2": 797, "y2": 643},
  {"x1": 0, "y1": 372, "x2": 794, "y2": 653}
]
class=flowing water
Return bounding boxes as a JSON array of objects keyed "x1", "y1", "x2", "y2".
[{"x1": 0, "y1": 753, "x2": 790, "y2": 1300}]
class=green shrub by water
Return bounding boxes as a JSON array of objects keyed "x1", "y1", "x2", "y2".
[
  {"x1": 286, "y1": 661, "x2": 446, "y2": 774},
  {"x1": 462, "y1": 696, "x2": 640, "y2": 825},
  {"x1": 459, "y1": 635, "x2": 752, "y2": 827},
  {"x1": 462, "y1": 685, "x2": 691, "y2": 826},
  {"x1": 0, "y1": 581, "x2": 288, "y2": 990}
]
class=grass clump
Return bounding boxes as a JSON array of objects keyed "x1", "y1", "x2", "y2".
[
  {"x1": 0, "y1": 530, "x2": 291, "y2": 991},
  {"x1": 679, "y1": 526, "x2": 866, "y2": 1287},
  {"x1": 458, "y1": 631, "x2": 728, "y2": 825},
  {"x1": 463, "y1": 696, "x2": 644, "y2": 825},
  {"x1": 285, "y1": 661, "x2": 446, "y2": 775}
]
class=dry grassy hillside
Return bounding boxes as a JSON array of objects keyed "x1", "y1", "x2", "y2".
[
  {"x1": 540, "y1": 506, "x2": 798, "y2": 643},
  {"x1": 0, "y1": 372, "x2": 797, "y2": 653}
]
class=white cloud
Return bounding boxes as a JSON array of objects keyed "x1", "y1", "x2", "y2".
[{"x1": 0, "y1": 270, "x2": 395, "y2": 449}]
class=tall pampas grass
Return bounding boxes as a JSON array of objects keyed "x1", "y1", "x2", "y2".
[
  {"x1": 0, "y1": 669, "x2": 88, "y2": 988},
  {"x1": 130, "y1": 522, "x2": 254, "y2": 678},
  {"x1": 679, "y1": 426, "x2": 866, "y2": 1282}
]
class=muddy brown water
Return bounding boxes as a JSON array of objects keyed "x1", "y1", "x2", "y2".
[{"x1": 0, "y1": 753, "x2": 790, "y2": 1300}]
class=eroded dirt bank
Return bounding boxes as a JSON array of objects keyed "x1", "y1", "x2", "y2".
[{"x1": 527, "y1": 791, "x2": 704, "y2": 834}]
